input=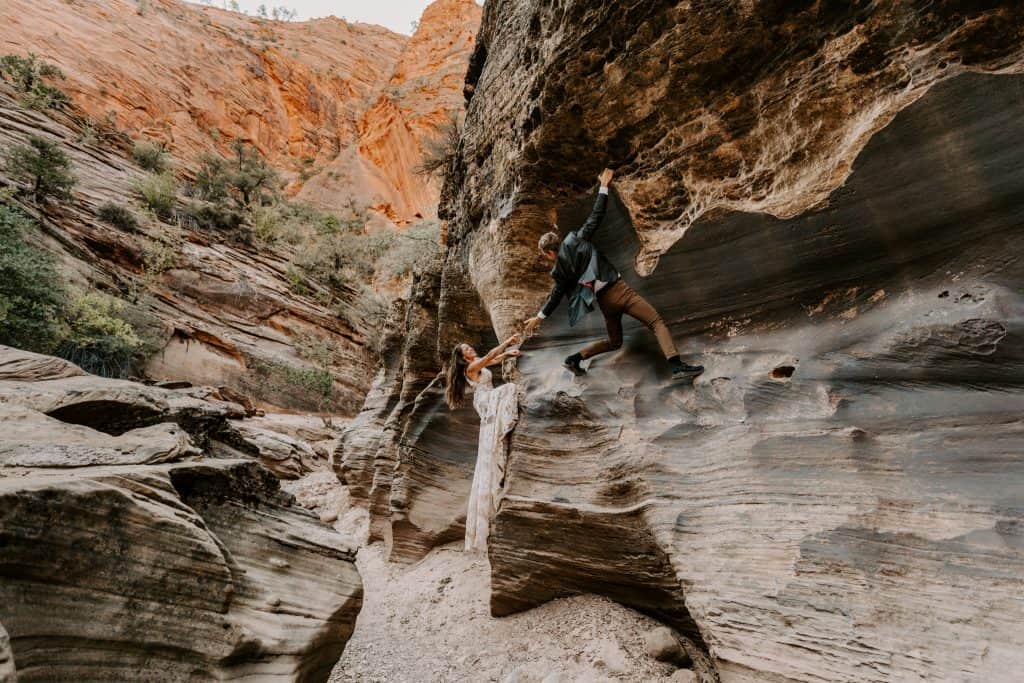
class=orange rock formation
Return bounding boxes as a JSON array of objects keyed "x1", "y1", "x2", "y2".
[{"x1": 0, "y1": 0, "x2": 481, "y2": 224}]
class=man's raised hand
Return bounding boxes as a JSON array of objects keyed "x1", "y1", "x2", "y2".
[
  {"x1": 599, "y1": 168, "x2": 614, "y2": 188},
  {"x1": 524, "y1": 317, "x2": 542, "y2": 335}
]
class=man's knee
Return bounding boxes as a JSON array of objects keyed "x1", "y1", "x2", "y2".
[{"x1": 646, "y1": 315, "x2": 667, "y2": 332}]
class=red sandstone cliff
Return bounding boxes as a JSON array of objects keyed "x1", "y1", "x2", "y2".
[{"x1": 0, "y1": 0, "x2": 481, "y2": 223}]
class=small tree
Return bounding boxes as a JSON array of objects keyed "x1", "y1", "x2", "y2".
[
  {"x1": 195, "y1": 140, "x2": 278, "y2": 208},
  {"x1": 227, "y1": 139, "x2": 278, "y2": 206},
  {"x1": 0, "y1": 205, "x2": 66, "y2": 352},
  {"x1": 0, "y1": 53, "x2": 69, "y2": 111},
  {"x1": 415, "y1": 114, "x2": 461, "y2": 178},
  {"x1": 4, "y1": 136, "x2": 77, "y2": 203}
]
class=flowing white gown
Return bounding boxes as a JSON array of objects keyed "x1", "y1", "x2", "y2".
[{"x1": 464, "y1": 367, "x2": 519, "y2": 552}]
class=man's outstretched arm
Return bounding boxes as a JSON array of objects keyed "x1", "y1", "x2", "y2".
[
  {"x1": 525, "y1": 281, "x2": 565, "y2": 334},
  {"x1": 578, "y1": 168, "x2": 615, "y2": 242}
]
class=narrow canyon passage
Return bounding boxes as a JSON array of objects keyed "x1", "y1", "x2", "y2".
[{"x1": 284, "y1": 471, "x2": 696, "y2": 683}]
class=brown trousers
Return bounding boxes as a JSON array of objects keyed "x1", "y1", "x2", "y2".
[{"x1": 580, "y1": 280, "x2": 678, "y2": 360}]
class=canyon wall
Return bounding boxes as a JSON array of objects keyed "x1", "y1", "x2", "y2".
[
  {"x1": 339, "y1": 2, "x2": 1024, "y2": 681},
  {"x1": 0, "y1": 0, "x2": 481, "y2": 412},
  {"x1": 0, "y1": 0, "x2": 481, "y2": 224},
  {"x1": 0, "y1": 90, "x2": 375, "y2": 413},
  {"x1": 0, "y1": 346, "x2": 363, "y2": 682}
]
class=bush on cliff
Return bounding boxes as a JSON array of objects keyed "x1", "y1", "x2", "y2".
[
  {"x1": 133, "y1": 172, "x2": 177, "y2": 219},
  {"x1": 4, "y1": 136, "x2": 77, "y2": 204},
  {"x1": 131, "y1": 141, "x2": 170, "y2": 174},
  {"x1": 97, "y1": 202, "x2": 140, "y2": 231},
  {"x1": 0, "y1": 53, "x2": 69, "y2": 111},
  {"x1": 415, "y1": 114, "x2": 461, "y2": 178},
  {"x1": 57, "y1": 290, "x2": 146, "y2": 379},
  {"x1": 0, "y1": 204, "x2": 66, "y2": 352},
  {"x1": 195, "y1": 139, "x2": 279, "y2": 208}
]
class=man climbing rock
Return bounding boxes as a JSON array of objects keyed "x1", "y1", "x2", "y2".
[{"x1": 523, "y1": 169, "x2": 704, "y2": 381}]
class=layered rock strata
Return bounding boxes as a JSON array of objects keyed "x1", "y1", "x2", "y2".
[
  {"x1": 0, "y1": 0, "x2": 481, "y2": 223},
  {"x1": 340, "y1": 2, "x2": 1024, "y2": 681},
  {"x1": 0, "y1": 346, "x2": 362, "y2": 682},
  {"x1": 0, "y1": 89, "x2": 374, "y2": 413}
]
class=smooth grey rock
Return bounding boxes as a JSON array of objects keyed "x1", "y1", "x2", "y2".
[
  {"x1": 669, "y1": 670, "x2": 697, "y2": 683},
  {"x1": 644, "y1": 627, "x2": 683, "y2": 663}
]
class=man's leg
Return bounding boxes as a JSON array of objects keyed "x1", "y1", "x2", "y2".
[
  {"x1": 579, "y1": 308, "x2": 623, "y2": 360},
  {"x1": 620, "y1": 283, "x2": 704, "y2": 379},
  {"x1": 618, "y1": 284, "x2": 678, "y2": 359},
  {"x1": 563, "y1": 284, "x2": 625, "y2": 375}
]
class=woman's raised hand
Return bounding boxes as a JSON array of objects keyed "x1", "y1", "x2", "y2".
[{"x1": 507, "y1": 332, "x2": 523, "y2": 347}]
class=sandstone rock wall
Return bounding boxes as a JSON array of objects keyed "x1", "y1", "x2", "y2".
[
  {"x1": 0, "y1": 346, "x2": 362, "y2": 682},
  {"x1": 340, "y1": 2, "x2": 1024, "y2": 681},
  {"x1": 0, "y1": 88, "x2": 375, "y2": 413},
  {"x1": 0, "y1": 0, "x2": 479, "y2": 224}
]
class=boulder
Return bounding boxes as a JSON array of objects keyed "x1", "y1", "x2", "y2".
[
  {"x1": 0, "y1": 347, "x2": 245, "y2": 444},
  {"x1": 0, "y1": 347, "x2": 362, "y2": 682},
  {"x1": 669, "y1": 671, "x2": 697, "y2": 683},
  {"x1": 216, "y1": 420, "x2": 320, "y2": 480},
  {"x1": 0, "y1": 403, "x2": 200, "y2": 468},
  {"x1": 644, "y1": 627, "x2": 686, "y2": 665},
  {"x1": 0, "y1": 460, "x2": 361, "y2": 682},
  {"x1": 0, "y1": 346, "x2": 86, "y2": 382}
]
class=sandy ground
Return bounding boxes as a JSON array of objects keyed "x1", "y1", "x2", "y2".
[
  {"x1": 280, "y1": 468, "x2": 690, "y2": 683},
  {"x1": 329, "y1": 543, "x2": 682, "y2": 683}
]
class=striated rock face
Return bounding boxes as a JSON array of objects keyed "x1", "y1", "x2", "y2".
[
  {"x1": 0, "y1": 0, "x2": 480, "y2": 223},
  {"x1": 342, "y1": 0, "x2": 483, "y2": 223},
  {"x1": 343, "y1": 2, "x2": 1024, "y2": 681},
  {"x1": 0, "y1": 346, "x2": 362, "y2": 682},
  {"x1": 335, "y1": 259, "x2": 492, "y2": 560},
  {"x1": 0, "y1": 90, "x2": 375, "y2": 413}
]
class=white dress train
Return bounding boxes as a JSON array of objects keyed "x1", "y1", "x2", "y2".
[{"x1": 464, "y1": 367, "x2": 519, "y2": 552}]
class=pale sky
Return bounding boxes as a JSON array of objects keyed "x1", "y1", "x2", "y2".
[{"x1": 188, "y1": 1, "x2": 437, "y2": 34}]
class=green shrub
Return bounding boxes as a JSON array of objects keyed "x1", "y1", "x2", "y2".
[
  {"x1": 250, "y1": 203, "x2": 303, "y2": 245},
  {"x1": 253, "y1": 358, "x2": 334, "y2": 410},
  {"x1": 97, "y1": 202, "x2": 139, "y2": 231},
  {"x1": 0, "y1": 205, "x2": 66, "y2": 352},
  {"x1": 141, "y1": 233, "x2": 180, "y2": 280},
  {"x1": 0, "y1": 53, "x2": 69, "y2": 111},
  {"x1": 182, "y1": 200, "x2": 246, "y2": 233},
  {"x1": 194, "y1": 139, "x2": 279, "y2": 208},
  {"x1": 4, "y1": 136, "x2": 77, "y2": 203},
  {"x1": 131, "y1": 140, "x2": 170, "y2": 174},
  {"x1": 58, "y1": 290, "x2": 145, "y2": 378},
  {"x1": 133, "y1": 172, "x2": 177, "y2": 219}
]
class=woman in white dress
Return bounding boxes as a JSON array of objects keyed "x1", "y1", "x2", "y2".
[{"x1": 445, "y1": 333, "x2": 522, "y2": 551}]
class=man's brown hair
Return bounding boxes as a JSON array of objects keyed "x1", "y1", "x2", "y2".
[{"x1": 538, "y1": 231, "x2": 561, "y2": 254}]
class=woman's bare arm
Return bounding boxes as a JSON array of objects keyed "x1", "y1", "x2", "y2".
[{"x1": 467, "y1": 333, "x2": 521, "y2": 376}]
